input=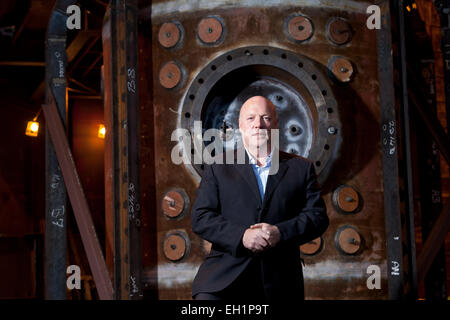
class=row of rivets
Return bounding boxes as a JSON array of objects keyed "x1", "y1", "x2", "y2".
[
  {"x1": 301, "y1": 185, "x2": 363, "y2": 256},
  {"x1": 158, "y1": 55, "x2": 354, "y2": 90},
  {"x1": 158, "y1": 16, "x2": 353, "y2": 50},
  {"x1": 300, "y1": 225, "x2": 363, "y2": 256},
  {"x1": 162, "y1": 189, "x2": 190, "y2": 261},
  {"x1": 158, "y1": 17, "x2": 224, "y2": 49}
]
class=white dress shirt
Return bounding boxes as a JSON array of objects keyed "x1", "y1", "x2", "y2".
[{"x1": 245, "y1": 147, "x2": 272, "y2": 201}]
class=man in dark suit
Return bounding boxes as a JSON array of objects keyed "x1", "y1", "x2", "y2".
[{"x1": 191, "y1": 96, "x2": 329, "y2": 300}]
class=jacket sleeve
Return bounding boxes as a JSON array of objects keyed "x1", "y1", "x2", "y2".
[
  {"x1": 275, "y1": 161, "x2": 329, "y2": 246},
  {"x1": 190, "y1": 164, "x2": 248, "y2": 257}
]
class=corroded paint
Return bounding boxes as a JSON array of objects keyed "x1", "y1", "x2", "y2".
[{"x1": 138, "y1": 0, "x2": 390, "y2": 300}]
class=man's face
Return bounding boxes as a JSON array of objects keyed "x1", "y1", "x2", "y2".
[{"x1": 238, "y1": 96, "x2": 278, "y2": 150}]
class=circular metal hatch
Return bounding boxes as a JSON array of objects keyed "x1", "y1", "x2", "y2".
[{"x1": 179, "y1": 46, "x2": 341, "y2": 183}]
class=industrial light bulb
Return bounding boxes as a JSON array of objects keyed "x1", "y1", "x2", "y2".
[
  {"x1": 98, "y1": 124, "x2": 106, "y2": 139},
  {"x1": 26, "y1": 121, "x2": 39, "y2": 137}
]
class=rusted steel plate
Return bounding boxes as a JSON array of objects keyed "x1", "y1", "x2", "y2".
[{"x1": 140, "y1": 0, "x2": 391, "y2": 300}]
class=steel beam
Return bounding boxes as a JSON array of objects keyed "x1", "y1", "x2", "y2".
[
  {"x1": 32, "y1": 30, "x2": 100, "y2": 103},
  {"x1": 44, "y1": 0, "x2": 75, "y2": 300},
  {"x1": 377, "y1": 0, "x2": 406, "y2": 300},
  {"x1": 43, "y1": 93, "x2": 114, "y2": 300},
  {"x1": 393, "y1": 0, "x2": 418, "y2": 299},
  {"x1": 103, "y1": 0, "x2": 142, "y2": 299},
  {"x1": 102, "y1": 11, "x2": 115, "y2": 282}
]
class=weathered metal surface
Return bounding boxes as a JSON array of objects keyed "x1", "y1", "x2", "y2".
[
  {"x1": 286, "y1": 15, "x2": 314, "y2": 42},
  {"x1": 158, "y1": 22, "x2": 182, "y2": 48},
  {"x1": 159, "y1": 61, "x2": 182, "y2": 89},
  {"x1": 163, "y1": 232, "x2": 188, "y2": 261},
  {"x1": 377, "y1": 0, "x2": 405, "y2": 299},
  {"x1": 300, "y1": 237, "x2": 323, "y2": 255},
  {"x1": 103, "y1": 0, "x2": 142, "y2": 299},
  {"x1": 332, "y1": 185, "x2": 359, "y2": 214},
  {"x1": 124, "y1": 0, "x2": 143, "y2": 299},
  {"x1": 162, "y1": 189, "x2": 188, "y2": 219},
  {"x1": 102, "y1": 6, "x2": 115, "y2": 282},
  {"x1": 335, "y1": 226, "x2": 362, "y2": 255},
  {"x1": 136, "y1": 3, "x2": 159, "y2": 298},
  {"x1": 329, "y1": 57, "x2": 354, "y2": 82},
  {"x1": 137, "y1": 0, "x2": 395, "y2": 299},
  {"x1": 42, "y1": 94, "x2": 114, "y2": 300},
  {"x1": 197, "y1": 17, "x2": 224, "y2": 44},
  {"x1": 393, "y1": 0, "x2": 417, "y2": 298},
  {"x1": 44, "y1": 0, "x2": 75, "y2": 300},
  {"x1": 326, "y1": 17, "x2": 352, "y2": 45}
]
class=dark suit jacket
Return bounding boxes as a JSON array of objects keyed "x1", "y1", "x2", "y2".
[{"x1": 190, "y1": 148, "x2": 329, "y2": 300}]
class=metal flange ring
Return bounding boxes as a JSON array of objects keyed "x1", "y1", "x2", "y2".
[{"x1": 179, "y1": 46, "x2": 341, "y2": 186}]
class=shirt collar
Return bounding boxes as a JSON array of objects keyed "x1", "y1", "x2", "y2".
[{"x1": 244, "y1": 146, "x2": 272, "y2": 168}]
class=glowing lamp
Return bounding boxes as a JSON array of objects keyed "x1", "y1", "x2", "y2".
[
  {"x1": 98, "y1": 124, "x2": 106, "y2": 139},
  {"x1": 26, "y1": 121, "x2": 39, "y2": 137}
]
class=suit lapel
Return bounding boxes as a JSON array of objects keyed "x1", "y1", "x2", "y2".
[
  {"x1": 234, "y1": 149, "x2": 263, "y2": 204},
  {"x1": 262, "y1": 156, "x2": 288, "y2": 208}
]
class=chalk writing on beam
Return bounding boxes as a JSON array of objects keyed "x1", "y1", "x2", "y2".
[{"x1": 51, "y1": 205, "x2": 65, "y2": 228}]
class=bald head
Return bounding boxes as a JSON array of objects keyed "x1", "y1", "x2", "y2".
[
  {"x1": 239, "y1": 96, "x2": 278, "y2": 127},
  {"x1": 238, "y1": 96, "x2": 278, "y2": 155}
]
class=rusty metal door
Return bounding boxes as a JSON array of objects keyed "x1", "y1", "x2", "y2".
[{"x1": 137, "y1": 0, "x2": 404, "y2": 299}]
